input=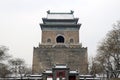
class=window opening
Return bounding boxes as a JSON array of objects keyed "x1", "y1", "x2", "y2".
[
  {"x1": 47, "y1": 39, "x2": 51, "y2": 43},
  {"x1": 56, "y1": 36, "x2": 64, "y2": 43},
  {"x1": 70, "y1": 39, "x2": 74, "y2": 43}
]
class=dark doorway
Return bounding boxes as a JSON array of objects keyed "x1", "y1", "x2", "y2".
[
  {"x1": 69, "y1": 76, "x2": 76, "y2": 80},
  {"x1": 56, "y1": 36, "x2": 64, "y2": 43}
]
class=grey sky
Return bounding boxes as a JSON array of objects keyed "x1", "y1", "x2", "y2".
[{"x1": 0, "y1": 0, "x2": 120, "y2": 66}]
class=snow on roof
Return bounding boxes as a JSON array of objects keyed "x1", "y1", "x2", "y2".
[
  {"x1": 46, "y1": 10, "x2": 74, "y2": 19},
  {"x1": 45, "y1": 70, "x2": 52, "y2": 73},
  {"x1": 29, "y1": 74, "x2": 42, "y2": 77},
  {"x1": 47, "y1": 78, "x2": 52, "y2": 80},
  {"x1": 44, "y1": 69, "x2": 52, "y2": 73},
  {"x1": 70, "y1": 71, "x2": 78, "y2": 73},
  {"x1": 47, "y1": 14, "x2": 74, "y2": 19},
  {"x1": 55, "y1": 65, "x2": 67, "y2": 68},
  {"x1": 47, "y1": 78, "x2": 65, "y2": 80},
  {"x1": 54, "y1": 64, "x2": 67, "y2": 68},
  {"x1": 79, "y1": 75, "x2": 94, "y2": 77}
]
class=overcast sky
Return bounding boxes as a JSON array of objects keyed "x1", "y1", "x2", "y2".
[{"x1": 0, "y1": 0, "x2": 120, "y2": 66}]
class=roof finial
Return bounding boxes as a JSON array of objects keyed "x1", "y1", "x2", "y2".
[
  {"x1": 47, "y1": 10, "x2": 50, "y2": 14},
  {"x1": 70, "y1": 10, "x2": 74, "y2": 14}
]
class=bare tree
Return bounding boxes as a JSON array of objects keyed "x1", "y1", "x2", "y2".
[
  {"x1": 0, "y1": 46, "x2": 10, "y2": 78},
  {"x1": 89, "y1": 57, "x2": 103, "y2": 76},
  {"x1": 8, "y1": 58, "x2": 26, "y2": 79},
  {"x1": 0, "y1": 46, "x2": 9, "y2": 61},
  {"x1": 96, "y1": 21, "x2": 120, "y2": 78},
  {"x1": 0, "y1": 63, "x2": 10, "y2": 78},
  {"x1": 0, "y1": 46, "x2": 32, "y2": 79},
  {"x1": 24, "y1": 67, "x2": 32, "y2": 77}
]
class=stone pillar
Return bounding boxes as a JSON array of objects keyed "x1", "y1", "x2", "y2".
[
  {"x1": 43, "y1": 74, "x2": 47, "y2": 80},
  {"x1": 53, "y1": 70, "x2": 56, "y2": 80},
  {"x1": 60, "y1": 76, "x2": 62, "y2": 80},
  {"x1": 76, "y1": 75, "x2": 79, "y2": 80},
  {"x1": 66, "y1": 70, "x2": 69, "y2": 80}
]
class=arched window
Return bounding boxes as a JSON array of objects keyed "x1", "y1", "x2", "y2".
[
  {"x1": 70, "y1": 39, "x2": 74, "y2": 43},
  {"x1": 56, "y1": 36, "x2": 64, "y2": 43},
  {"x1": 47, "y1": 39, "x2": 51, "y2": 43}
]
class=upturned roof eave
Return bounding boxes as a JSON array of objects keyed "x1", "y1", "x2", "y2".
[
  {"x1": 40, "y1": 23, "x2": 81, "y2": 26},
  {"x1": 40, "y1": 24, "x2": 81, "y2": 30},
  {"x1": 42, "y1": 18, "x2": 79, "y2": 23}
]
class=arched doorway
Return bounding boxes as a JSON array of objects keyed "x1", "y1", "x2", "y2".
[{"x1": 56, "y1": 36, "x2": 64, "y2": 43}]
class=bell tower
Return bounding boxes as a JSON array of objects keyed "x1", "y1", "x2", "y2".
[
  {"x1": 40, "y1": 10, "x2": 81, "y2": 44},
  {"x1": 32, "y1": 11, "x2": 88, "y2": 74}
]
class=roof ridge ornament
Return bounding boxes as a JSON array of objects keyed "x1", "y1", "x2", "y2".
[
  {"x1": 47, "y1": 10, "x2": 50, "y2": 14},
  {"x1": 70, "y1": 10, "x2": 74, "y2": 14}
]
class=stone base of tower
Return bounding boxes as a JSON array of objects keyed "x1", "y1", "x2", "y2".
[{"x1": 32, "y1": 43, "x2": 88, "y2": 74}]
